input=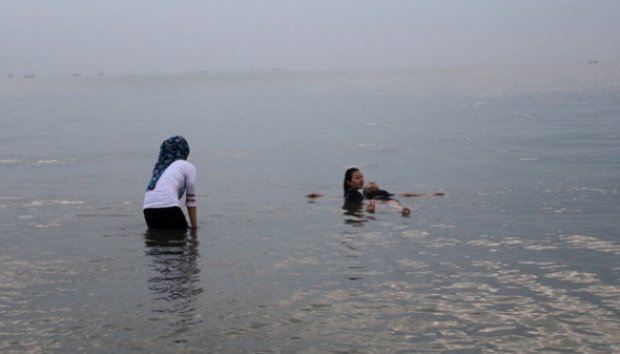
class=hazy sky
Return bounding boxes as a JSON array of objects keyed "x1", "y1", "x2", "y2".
[{"x1": 2, "y1": 0, "x2": 618, "y2": 75}]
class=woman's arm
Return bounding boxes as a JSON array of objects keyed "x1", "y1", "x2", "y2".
[
  {"x1": 184, "y1": 163, "x2": 198, "y2": 229},
  {"x1": 187, "y1": 206, "x2": 197, "y2": 229},
  {"x1": 366, "y1": 200, "x2": 376, "y2": 213}
]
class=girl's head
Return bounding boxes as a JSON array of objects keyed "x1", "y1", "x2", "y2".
[
  {"x1": 343, "y1": 167, "x2": 364, "y2": 196},
  {"x1": 363, "y1": 181, "x2": 379, "y2": 196}
]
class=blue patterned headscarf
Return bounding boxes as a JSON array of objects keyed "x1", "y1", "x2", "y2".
[{"x1": 146, "y1": 135, "x2": 190, "y2": 191}]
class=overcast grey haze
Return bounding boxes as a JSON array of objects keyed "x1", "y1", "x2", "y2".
[{"x1": 2, "y1": 0, "x2": 619, "y2": 76}]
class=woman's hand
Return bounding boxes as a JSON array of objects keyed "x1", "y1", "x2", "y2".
[{"x1": 366, "y1": 201, "x2": 376, "y2": 213}]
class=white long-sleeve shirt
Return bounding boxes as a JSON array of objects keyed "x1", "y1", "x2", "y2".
[{"x1": 143, "y1": 160, "x2": 197, "y2": 209}]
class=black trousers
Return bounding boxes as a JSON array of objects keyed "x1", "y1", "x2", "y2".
[{"x1": 144, "y1": 207, "x2": 188, "y2": 230}]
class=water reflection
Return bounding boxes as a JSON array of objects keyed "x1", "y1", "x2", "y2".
[
  {"x1": 342, "y1": 201, "x2": 373, "y2": 225},
  {"x1": 144, "y1": 228, "x2": 203, "y2": 326}
]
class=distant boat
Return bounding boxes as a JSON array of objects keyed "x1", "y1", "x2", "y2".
[
  {"x1": 588, "y1": 59, "x2": 599, "y2": 64},
  {"x1": 24, "y1": 74, "x2": 34, "y2": 78},
  {"x1": 73, "y1": 73, "x2": 81, "y2": 77}
]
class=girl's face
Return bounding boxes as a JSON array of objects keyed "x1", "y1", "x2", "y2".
[
  {"x1": 347, "y1": 171, "x2": 365, "y2": 190},
  {"x1": 365, "y1": 181, "x2": 379, "y2": 192}
]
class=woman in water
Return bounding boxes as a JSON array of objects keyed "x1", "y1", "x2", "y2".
[
  {"x1": 143, "y1": 135, "x2": 197, "y2": 230},
  {"x1": 342, "y1": 167, "x2": 395, "y2": 214},
  {"x1": 341, "y1": 167, "x2": 443, "y2": 216}
]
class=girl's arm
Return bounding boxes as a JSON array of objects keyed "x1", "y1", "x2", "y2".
[
  {"x1": 397, "y1": 192, "x2": 444, "y2": 197},
  {"x1": 397, "y1": 192, "x2": 426, "y2": 197}
]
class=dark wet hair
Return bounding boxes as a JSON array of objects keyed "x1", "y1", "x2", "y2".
[{"x1": 343, "y1": 167, "x2": 360, "y2": 196}]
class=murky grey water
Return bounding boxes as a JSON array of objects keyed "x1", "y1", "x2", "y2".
[{"x1": 1, "y1": 66, "x2": 619, "y2": 353}]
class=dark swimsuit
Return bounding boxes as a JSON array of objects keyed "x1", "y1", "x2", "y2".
[
  {"x1": 144, "y1": 207, "x2": 188, "y2": 230},
  {"x1": 342, "y1": 189, "x2": 364, "y2": 211},
  {"x1": 344, "y1": 190, "x2": 364, "y2": 203},
  {"x1": 364, "y1": 189, "x2": 394, "y2": 201}
]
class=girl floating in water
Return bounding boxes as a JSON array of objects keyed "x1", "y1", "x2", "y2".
[
  {"x1": 143, "y1": 135, "x2": 197, "y2": 230},
  {"x1": 343, "y1": 167, "x2": 414, "y2": 216},
  {"x1": 308, "y1": 167, "x2": 443, "y2": 217},
  {"x1": 362, "y1": 180, "x2": 443, "y2": 216}
]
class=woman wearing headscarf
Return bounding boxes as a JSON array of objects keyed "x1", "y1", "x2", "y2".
[{"x1": 143, "y1": 135, "x2": 197, "y2": 229}]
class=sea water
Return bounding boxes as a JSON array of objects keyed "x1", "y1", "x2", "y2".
[{"x1": 1, "y1": 65, "x2": 619, "y2": 353}]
